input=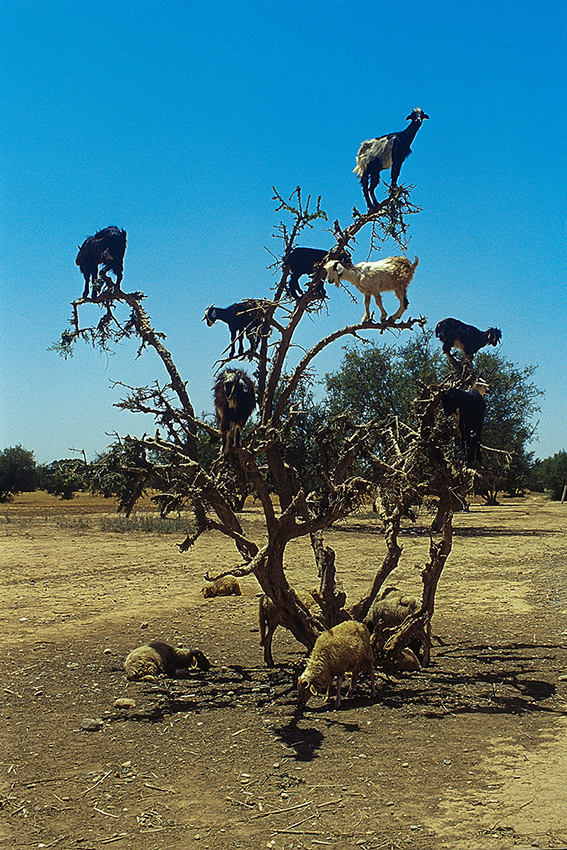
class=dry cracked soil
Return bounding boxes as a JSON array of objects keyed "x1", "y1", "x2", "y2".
[{"x1": 1, "y1": 490, "x2": 566, "y2": 850}]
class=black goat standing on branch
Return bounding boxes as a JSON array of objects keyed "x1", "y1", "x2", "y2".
[
  {"x1": 282, "y1": 247, "x2": 352, "y2": 300},
  {"x1": 214, "y1": 369, "x2": 256, "y2": 455},
  {"x1": 76, "y1": 226, "x2": 127, "y2": 299},
  {"x1": 203, "y1": 300, "x2": 270, "y2": 360},
  {"x1": 435, "y1": 317, "x2": 502, "y2": 375},
  {"x1": 354, "y1": 108, "x2": 430, "y2": 211},
  {"x1": 442, "y1": 382, "x2": 488, "y2": 468}
]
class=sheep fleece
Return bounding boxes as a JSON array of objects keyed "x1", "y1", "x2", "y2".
[
  {"x1": 124, "y1": 641, "x2": 209, "y2": 681},
  {"x1": 201, "y1": 575, "x2": 242, "y2": 598},
  {"x1": 298, "y1": 620, "x2": 374, "y2": 695}
]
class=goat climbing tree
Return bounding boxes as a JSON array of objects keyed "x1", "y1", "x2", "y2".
[{"x1": 57, "y1": 186, "x2": 474, "y2": 666}]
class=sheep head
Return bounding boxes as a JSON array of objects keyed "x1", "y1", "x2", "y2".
[{"x1": 297, "y1": 676, "x2": 320, "y2": 706}]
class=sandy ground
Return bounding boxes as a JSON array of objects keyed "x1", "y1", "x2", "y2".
[{"x1": 1, "y1": 490, "x2": 566, "y2": 850}]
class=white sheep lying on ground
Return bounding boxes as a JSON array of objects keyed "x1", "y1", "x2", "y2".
[
  {"x1": 201, "y1": 575, "x2": 242, "y2": 598},
  {"x1": 259, "y1": 590, "x2": 318, "y2": 667},
  {"x1": 297, "y1": 620, "x2": 375, "y2": 709},
  {"x1": 364, "y1": 586, "x2": 428, "y2": 669},
  {"x1": 124, "y1": 641, "x2": 211, "y2": 681}
]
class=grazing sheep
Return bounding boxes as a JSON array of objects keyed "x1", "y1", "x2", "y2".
[
  {"x1": 124, "y1": 641, "x2": 210, "y2": 681},
  {"x1": 76, "y1": 226, "x2": 127, "y2": 299},
  {"x1": 282, "y1": 247, "x2": 351, "y2": 300},
  {"x1": 435, "y1": 318, "x2": 502, "y2": 374},
  {"x1": 441, "y1": 382, "x2": 488, "y2": 468},
  {"x1": 201, "y1": 575, "x2": 242, "y2": 598},
  {"x1": 364, "y1": 586, "x2": 428, "y2": 666},
  {"x1": 324, "y1": 255, "x2": 418, "y2": 323},
  {"x1": 297, "y1": 620, "x2": 375, "y2": 709},
  {"x1": 213, "y1": 369, "x2": 256, "y2": 455},
  {"x1": 354, "y1": 108, "x2": 430, "y2": 211},
  {"x1": 259, "y1": 590, "x2": 317, "y2": 667},
  {"x1": 203, "y1": 299, "x2": 270, "y2": 360}
]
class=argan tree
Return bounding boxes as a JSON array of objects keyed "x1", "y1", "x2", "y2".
[{"x1": 56, "y1": 187, "x2": 474, "y2": 666}]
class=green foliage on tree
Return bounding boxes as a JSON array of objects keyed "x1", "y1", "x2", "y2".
[
  {"x1": 530, "y1": 450, "x2": 567, "y2": 500},
  {"x1": 324, "y1": 329, "x2": 445, "y2": 427},
  {"x1": 324, "y1": 336, "x2": 543, "y2": 503},
  {"x1": 37, "y1": 458, "x2": 88, "y2": 500},
  {"x1": 0, "y1": 445, "x2": 38, "y2": 502}
]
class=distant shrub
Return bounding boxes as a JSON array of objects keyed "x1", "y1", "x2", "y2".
[
  {"x1": 0, "y1": 446, "x2": 38, "y2": 502},
  {"x1": 98, "y1": 513, "x2": 195, "y2": 534},
  {"x1": 530, "y1": 450, "x2": 567, "y2": 500}
]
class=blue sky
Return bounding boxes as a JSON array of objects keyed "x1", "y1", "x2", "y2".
[{"x1": 1, "y1": 0, "x2": 565, "y2": 465}]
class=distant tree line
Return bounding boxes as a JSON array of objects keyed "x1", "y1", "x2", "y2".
[
  {"x1": 529, "y1": 451, "x2": 567, "y2": 501},
  {"x1": 1, "y1": 338, "x2": 563, "y2": 504}
]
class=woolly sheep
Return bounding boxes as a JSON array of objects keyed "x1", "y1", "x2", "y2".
[
  {"x1": 124, "y1": 641, "x2": 211, "y2": 681},
  {"x1": 364, "y1": 586, "x2": 428, "y2": 667},
  {"x1": 297, "y1": 620, "x2": 375, "y2": 709},
  {"x1": 259, "y1": 590, "x2": 318, "y2": 667},
  {"x1": 201, "y1": 575, "x2": 242, "y2": 598}
]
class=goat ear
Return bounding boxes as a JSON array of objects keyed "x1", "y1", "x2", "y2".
[{"x1": 310, "y1": 684, "x2": 318, "y2": 696}]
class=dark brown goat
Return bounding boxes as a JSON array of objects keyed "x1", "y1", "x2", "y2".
[
  {"x1": 214, "y1": 369, "x2": 256, "y2": 455},
  {"x1": 203, "y1": 300, "x2": 270, "y2": 359},
  {"x1": 442, "y1": 384, "x2": 488, "y2": 467},
  {"x1": 435, "y1": 318, "x2": 502, "y2": 374},
  {"x1": 76, "y1": 226, "x2": 127, "y2": 298}
]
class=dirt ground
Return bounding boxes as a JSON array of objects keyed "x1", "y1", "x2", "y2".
[{"x1": 1, "y1": 490, "x2": 566, "y2": 850}]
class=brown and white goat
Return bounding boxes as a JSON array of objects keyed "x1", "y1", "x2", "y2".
[{"x1": 324, "y1": 256, "x2": 418, "y2": 323}]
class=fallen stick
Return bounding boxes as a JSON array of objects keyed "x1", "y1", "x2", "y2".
[
  {"x1": 81, "y1": 770, "x2": 112, "y2": 797},
  {"x1": 94, "y1": 806, "x2": 119, "y2": 819},
  {"x1": 144, "y1": 783, "x2": 176, "y2": 794},
  {"x1": 252, "y1": 801, "x2": 311, "y2": 820}
]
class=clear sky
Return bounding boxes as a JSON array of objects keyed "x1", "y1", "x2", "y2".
[{"x1": 1, "y1": 0, "x2": 565, "y2": 465}]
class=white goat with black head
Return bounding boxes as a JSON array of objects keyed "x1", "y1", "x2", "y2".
[
  {"x1": 213, "y1": 369, "x2": 256, "y2": 455},
  {"x1": 354, "y1": 108, "x2": 430, "y2": 211},
  {"x1": 324, "y1": 255, "x2": 418, "y2": 323}
]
